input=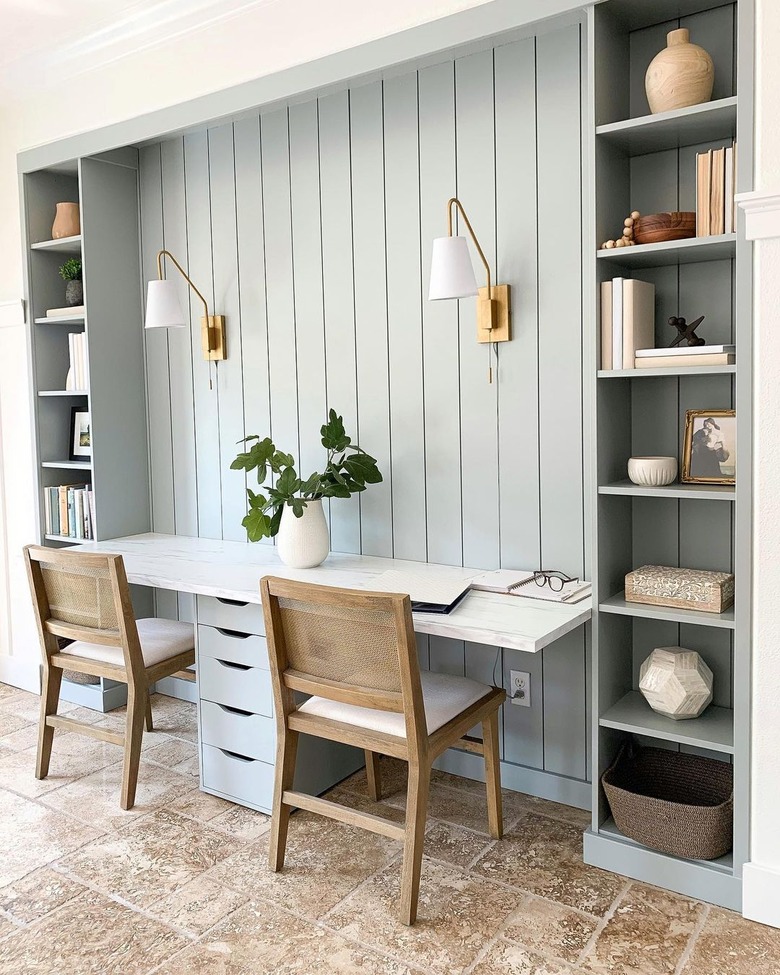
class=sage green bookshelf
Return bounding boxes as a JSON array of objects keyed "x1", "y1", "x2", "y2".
[{"x1": 583, "y1": 0, "x2": 753, "y2": 911}]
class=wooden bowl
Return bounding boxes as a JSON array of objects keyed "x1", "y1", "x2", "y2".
[{"x1": 633, "y1": 212, "x2": 696, "y2": 245}]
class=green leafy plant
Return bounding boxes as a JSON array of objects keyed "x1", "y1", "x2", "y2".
[
  {"x1": 58, "y1": 258, "x2": 82, "y2": 282},
  {"x1": 231, "y1": 409, "x2": 383, "y2": 542}
]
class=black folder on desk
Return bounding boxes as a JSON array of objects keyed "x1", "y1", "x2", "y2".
[
  {"x1": 412, "y1": 586, "x2": 471, "y2": 615},
  {"x1": 366, "y1": 568, "x2": 475, "y2": 615}
]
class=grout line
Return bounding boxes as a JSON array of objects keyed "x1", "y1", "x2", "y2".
[
  {"x1": 0, "y1": 905, "x2": 28, "y2": 931},
  {"x1": 674, "y1": 902, "x2": 710, "y2": 975},
  {"x1": 574, "y1": 876, "x2": 631, "y2": 967}
]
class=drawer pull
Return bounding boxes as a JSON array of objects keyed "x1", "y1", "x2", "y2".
[
  {"x1": 217, "y1": 703, "x2": 253, "y2": 717},
  {"x1": 216, "y1": 597, "x2": 249, "y2": 607},
  {"x1": 219, "y1": 748, "x2": 254, "y2": 763},
  {"x1": 215, "y1": 627, "x2": 251, "y2": 640},
  {"x1": 216, "y1": 659, "x2": 251, "y2": 672}
]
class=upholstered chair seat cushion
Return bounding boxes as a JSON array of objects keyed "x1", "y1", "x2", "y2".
[
  {"x1": 297, "y1": 670, "x2": 490, "y2": 737},
  {"x1": 63, "y1": 618, "x2": 195, "y2": 669}
]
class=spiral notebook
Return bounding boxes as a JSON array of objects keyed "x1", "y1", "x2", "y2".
[{"x1": 470, "y1": 569, "x2": 591, "y2": 604}]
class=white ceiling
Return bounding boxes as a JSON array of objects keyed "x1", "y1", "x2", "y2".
[{"x1": 0, "y1": 0, "x2": 273, "y2": 94}]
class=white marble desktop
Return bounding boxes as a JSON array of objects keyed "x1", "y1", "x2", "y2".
[{"x1": 76, "y1": 533, "x2": 591, "y2": 653}]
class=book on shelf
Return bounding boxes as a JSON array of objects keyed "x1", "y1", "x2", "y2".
[
  {"x1": 66, "y1": 332, "x2": 87, "y2": 390},
  {"x1": 601, "y1": 277, "x2": 655, "y2": 370},
  {"x1": 45, "y1": 483, "x2": 94, "y2": 539},
  {"x1": 636, "y1": 345, "x2": 735, "y2": 358},
  {"x1": 635, "y1": 352, "x2": 735, "y2": 368},
  {"x1": 46, "y1": 305, "x2": 84, "y2": 318},
  {"x1": 696, "y1": 143, "x2": 736, "y2": 238}
]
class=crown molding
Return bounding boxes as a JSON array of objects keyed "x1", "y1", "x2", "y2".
[{"x1": 736, "y1": 190, "x2": 780, "y2": 241}]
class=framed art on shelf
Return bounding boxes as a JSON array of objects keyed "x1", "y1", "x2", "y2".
[
  {"x1": 681, "y1": 409, "x2": 736, "y2": 485},
  {"x1": 69, "y1": 407, "x2": 91, "y2": 461}
]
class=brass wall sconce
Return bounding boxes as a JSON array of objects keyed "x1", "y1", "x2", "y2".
[
  {"x1": 428, "y1": 197, "x2": 511, "y2": 348},
  {"x1": 144, "y1": 250, "x2": 226, "y2": 367}
]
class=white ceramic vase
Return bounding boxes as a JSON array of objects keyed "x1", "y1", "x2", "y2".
[
  {"x1": 276, "y1": 499, "x2": 330, "y2": 568},
  {"x1": 627, "y1": 456, "x2": 678, "y2": 486}
]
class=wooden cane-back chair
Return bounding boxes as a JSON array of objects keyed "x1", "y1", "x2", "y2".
[
  {"x1": 261, "y1": 576, "x2": 505, "y2": 925},
  {"x1": 24, "y1": 545, "x2": 195, "y2": 810}
]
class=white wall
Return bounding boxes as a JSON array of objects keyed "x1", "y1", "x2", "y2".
[{"x1": 743, "y1": 0, "x2": 780, "y2": 929}]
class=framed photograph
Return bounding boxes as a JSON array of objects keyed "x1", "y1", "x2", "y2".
[
  {"x1": 682, "y1": 410, "x2": 735, "y2": 485},
  {"x1": 69, "y1": 407, "x2": 91, "y2": 461}
]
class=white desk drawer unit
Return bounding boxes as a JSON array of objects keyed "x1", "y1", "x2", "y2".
[
  {"x1": 198, "y1": 654, "x2": 273, "y2": 717},
  {"x1": 201, "y1": 743, "x2": 276, "y2": 810},
  {"x1": 197, "y1": 595, "x2": 265, "y2": 636},
  {"x1": 200, "y1": 700, "x2": 275, "y2": 764},
  {"x1": 198, "y1": 623, "x2": 269, "y2": 669}
]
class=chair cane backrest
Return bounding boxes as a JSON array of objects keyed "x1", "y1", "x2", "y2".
[
  {"x1": 260, "y1": 577, "x2": 427, "y2": 746},
  {"x1": 24, "y1": 546, "x2": 143, "y2": 676}
]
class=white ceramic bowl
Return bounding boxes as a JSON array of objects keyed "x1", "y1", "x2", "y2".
[{"x1": 627, "y1": 456, "x2": 678, "y2": 486}]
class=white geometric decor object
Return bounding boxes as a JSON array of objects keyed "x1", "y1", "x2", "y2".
[{"x1": 639, "y1": 647, "x2": 713, "y2": 720}]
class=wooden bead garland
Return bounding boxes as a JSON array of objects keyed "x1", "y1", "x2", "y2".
[{"x1": 601, "y1": 211, "x2": 641, "y2": 249}]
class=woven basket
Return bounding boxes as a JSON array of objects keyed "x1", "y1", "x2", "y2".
[{"x1": 602, "y1": 741, "x2": 733, "y2": 860}]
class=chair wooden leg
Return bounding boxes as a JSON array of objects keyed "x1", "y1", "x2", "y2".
[
  {"x1": 399, "y1": 759, "x2": 430, "y2": 925},
  {"x1": 36, "y1": 665, "x2": 63, "y2": 780},
  {"x1": 268, "y1": 728, "x2": 299, "y2": 872},
  {"x1": 120, "y1": 684, "x2": 146, "y2": 810},
  {"x1": 482, "y1": 709, "x2": 503, "y2": 839},
  {"x1": 365, "y1": 750, "x2": 382, "y2": 801},
  {"x1": 145, "y1": 692, "x2": 154, "y2": 732}
]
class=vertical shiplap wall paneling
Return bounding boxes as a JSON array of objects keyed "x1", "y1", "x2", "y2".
[
  {"x1": 234, "y1": 114, "x2": 272, "y2": 546},
  {"x1": 183, "y1": 131, "x2": 222, "y2": 540},
  {"x1": 455, "y1": 49, "x2": 500, "y2": 572},
  {"x1": 319, "y1": 91, "x2": 360, "y2": 554},
  {"x1": 419, "y1": 61, "x2": 465, "y2": 679},
  {"x1": 139, "y1": 144, "x2": 177, "y2": 620},
  {"x1": 141, "y1": 24, "x2": 591, "y2": 792},
  {"x1": 383, "y1": 72, "x2": 427, "y2": 563},
  {"x1": 208, "y1": 124, "x2": 246, "y2": 542},
  {"x1": 536, "y1": 25, "x2": 587, "y2": 781},
  {"x1": 419, "y1": 62, "x2": 461, "y2": 567},
  {"x1": 494, "y1": 38, "x2": 541, "y2": 571},
  {"x1": 160, "y1": 138, "x2": 197, "y2": 621},
  {"x1": 349, "y1": 82, "x2": 393, "y2": 558},
  {"x1": 261, "y1": 109, "x2": 299, "y2": 468},
  {"x1": 288, "y1": 101, "x2": 328, "y2": 495}
]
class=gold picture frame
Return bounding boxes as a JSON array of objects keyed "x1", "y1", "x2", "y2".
[{"x1": 681, "y1": 409, "x2": 736, "y2": 485}]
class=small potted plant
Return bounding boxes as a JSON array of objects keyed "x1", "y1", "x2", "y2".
[
  {"x1": 59, "y1": 259, "x2": 83, "y2": 306},
  {"x1": 231, "y1": 409, "x2": 382, "y2": 567}
]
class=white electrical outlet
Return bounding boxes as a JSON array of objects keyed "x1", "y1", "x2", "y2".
[{"x1": 509, "y1": 670, "x2": 531, "y2": 707}]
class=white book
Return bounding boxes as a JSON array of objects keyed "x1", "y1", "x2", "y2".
[
  {"x1": 636, "y1": 344, "x2": 735, "y2": 357},
  {"x1": 46, "y1": 305, "x2": 85, "y2": 318},
  {"x1": 88, "y1": 490, "x2": 97, "y2": 538},
  {"x1": 77, "y1": 333, "x2": 86, "y2": 389},
  {"x1": 43, "y1": 488, "x2": 51, "y2": 535},
  {"x1": 612, "y1": 277, "x2": 624, "y2": 370},
  {"x1": 366, "y1": 566, "x2": 478, "y2": 610},
  {"x1": 74, "y1": 491, "x2": 84, "y2": 540},
  {"x1": 513, "y1": 578, "x2": 592, "y2": 604},
  {"x1": 725, "y1": 145, "x2": 734, "y2": 235}
]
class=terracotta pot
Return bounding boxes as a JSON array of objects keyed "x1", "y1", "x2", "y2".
[
  {"x1": 645, "y1": 29, "x2": 714, "y2": 114},
  {"x1": 51, "y1": 202, "x2": 80, "y2": 239},
  {"x1": 276, "y1": 499, "x2": 329, "y2": 568}
]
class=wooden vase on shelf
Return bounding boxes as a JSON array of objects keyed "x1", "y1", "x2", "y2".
[
  {"x1": 276, "y1": 499, "x2": 330, "y2": 568},
  {"x1": 51, "y1": 202, "x2": 80, "y2": 239},
  {"x1": 645, "y1": 29, "x2": 714, "y2": 114}
]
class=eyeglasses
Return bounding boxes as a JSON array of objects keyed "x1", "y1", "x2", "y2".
[{"x1": 533, "y1": 569, "x2": 578, "y2": 593}]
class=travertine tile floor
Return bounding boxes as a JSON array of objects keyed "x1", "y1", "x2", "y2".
[{"x1": 0, "y1": 683, "x2": 778, "y2": 974}]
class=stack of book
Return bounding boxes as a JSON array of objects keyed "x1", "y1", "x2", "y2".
[
  {"x1": 696, "y1": 144, "x2": 736, "y2": 237},
  {"x1": 635, "y1": 345, "x2": 735, "y2": 369},
  {"x1": 66, "y1": 332, "x2": 88, "y2": 390},
  {"x1": 600, "y1": 277, "x2": 655, "y2": 370},
  {"x1": 46, "y1": 304, "x2": 85, "y2": 318},
  {"x1": 43, "y1": 484, "x2": 96, "y2": 539}
]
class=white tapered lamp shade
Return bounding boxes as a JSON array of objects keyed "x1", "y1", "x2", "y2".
[
  {"x1": 428, "y1": 235, "x2": 479, "y2": 300},
  {"x1": 145, "y1": 279, "x2": 187, "y2": 329}
]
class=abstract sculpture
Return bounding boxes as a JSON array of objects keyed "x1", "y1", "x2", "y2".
[{"x1": 639, "y1": 647, "x2": 713, "y2": 720}]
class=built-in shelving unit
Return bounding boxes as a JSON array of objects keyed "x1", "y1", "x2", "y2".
[
  {"x1": 23, "y1": 152, "x2": 151, "y2": 710},
  {"x1": 584, "y1": 0, "x2": 752, "y2": 912}
]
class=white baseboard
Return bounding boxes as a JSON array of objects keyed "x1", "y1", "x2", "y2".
[
  {"x1": 0, "y1": 655, "x2": 41, "y2": 693},
  {"x1": 743, "y1": 862, "x2": 780, "y2": 929}
]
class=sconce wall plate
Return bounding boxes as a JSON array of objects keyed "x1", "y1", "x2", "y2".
[
  {"x1": 202, "y1": 316, "x2": 227, "y2": 361},
  {"x1": 477, "y1": 285, "x2": 511, "y2": 343}
]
